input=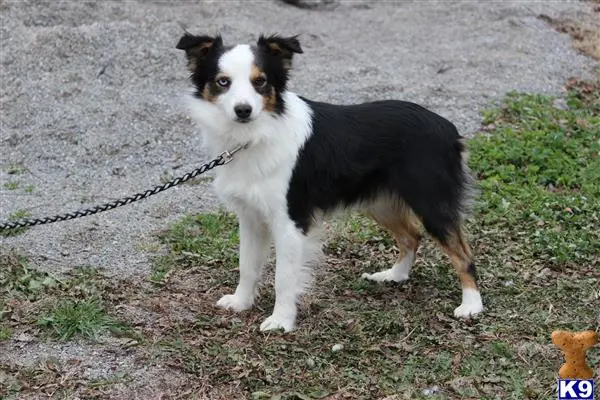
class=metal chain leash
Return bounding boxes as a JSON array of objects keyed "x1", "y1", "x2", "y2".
[{"x1": 0, "y1": 145, "x2": 246, "y2": 233}]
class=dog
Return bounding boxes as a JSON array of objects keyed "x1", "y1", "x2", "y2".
[{"x1": 176, "y1": 33, "x2": 484, "y2": 332}]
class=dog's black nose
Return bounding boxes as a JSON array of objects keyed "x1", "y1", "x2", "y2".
[{"x1": 234, "y1": 104, "x2": 252, "y2": 119}]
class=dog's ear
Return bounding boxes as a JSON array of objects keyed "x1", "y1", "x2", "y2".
[
  {"x1": 176, "y1": 33, "x2": 222, "y2": 71},
  {"x1": 257, "y1": 34, "x2": 303, "y2": 70}
]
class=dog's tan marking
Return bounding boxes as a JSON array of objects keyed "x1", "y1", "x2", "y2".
[
  {"x1": 267, "y1": 42, "x2": 282, "y2": 54},
  {"x1": 202, "y1": 85, "x2": 217, "y2": 103},
  {"x1": 263, "y1": 86, "x2": 277, "y2": 112},
  {"x1": 439, "y1": 229, "x2": 477, "y2": 290},
  {"x1": 250, "y1": 64, "x2": 264, "y2": 81},
  {"x1": 264, "y1": 44, "x2": 293, "y2": 70},
  {"x1": 185, "y1": 41, "x2": 217, "y2": 72},
  {"x1": 369, "y1": 199, "x2": 422, "y2": 264},
  {"x1": 369, "y1": 197, "x2": 477, "y2": 292},
  {"x1": 250, "y1": 64, "x2": 277, "y2": 112}
]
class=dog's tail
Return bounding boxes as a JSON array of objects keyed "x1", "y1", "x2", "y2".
[{"x1": 457, "y1": 137, "x2": 478, "y2": 222}]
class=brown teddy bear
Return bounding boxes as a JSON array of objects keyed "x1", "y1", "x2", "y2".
[{"x1": 552, "y1": 330, "x2": 598, "y2": 379}]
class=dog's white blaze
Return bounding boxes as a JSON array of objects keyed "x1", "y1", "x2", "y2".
[
  {"x1": 217, "y1": 44, "x2": 264, "y2": 121},
  {"x1": 361, "y1": 251, "x2": 414, "y2": 282},
  {"x1": 454, "y1": 287, "x2": 484, "y2": 318}
]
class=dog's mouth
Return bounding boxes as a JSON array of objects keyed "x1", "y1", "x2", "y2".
[{"x1": 236, "y1": 117, "x2": 252, "y2": 124}]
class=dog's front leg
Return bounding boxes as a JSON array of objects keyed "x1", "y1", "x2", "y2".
[
  {"x1": 260, "y1": 223, "x2": 309, "y2": 332},
  {"x1": 217, "y1": 212, "x2": 270, "y2": 312}
]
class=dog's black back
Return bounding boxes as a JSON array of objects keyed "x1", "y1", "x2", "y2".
[{"x1": 287, "y1": 99, "x2": 472, "y2": 243}]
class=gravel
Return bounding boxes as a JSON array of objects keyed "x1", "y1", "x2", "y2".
[{"x1": 1, "y1": 0, "x2": 597, "y2": 279}]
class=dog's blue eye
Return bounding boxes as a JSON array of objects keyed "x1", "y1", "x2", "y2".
[{"x1": 216, "y1": 77, "x2": 231, "y2": 87}]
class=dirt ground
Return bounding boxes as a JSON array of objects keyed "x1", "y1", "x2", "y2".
[{"x1": 0, "y1": 1, "x2": 598, "y2": 399}]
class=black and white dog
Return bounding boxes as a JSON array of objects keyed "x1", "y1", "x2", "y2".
[{"x1": 176, "y1": 33, "x2": 483, "y2": 332}]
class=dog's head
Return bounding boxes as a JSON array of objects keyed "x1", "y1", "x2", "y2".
[{"x1": 176, "y1": 33, "x2": 302, "y2": 124}]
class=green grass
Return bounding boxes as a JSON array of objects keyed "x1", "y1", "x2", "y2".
[
  {"x1": 472, "y1": 91, "x2": 600, "y2": 265},
  {"x1": 38, "y1": 297, "x2": 120, "y2": 340},
  {"x1": 149, "y1": 211, "x2": 239, "y2": 284},
  {"x1": 0, "y1": 326, "x2": 12, "y2": 341},
  {"x1": 87, "y1": 372, "x2": 130, "y2": 389},
  {"x1": 1, "y1": 209, "x2": 31, "y2": 237},
  {"x1": 0, "y1": 251, "x2": 59, "y2": 301},
  {"x1": 4, "y1": 181, "x2": 19, "y2": 190},
  {"x1": 0, "y1": 250, "x2": 126, "y2": 344},
  {"x1": 160, "y1": 211, "x2": 239, "y2": 262}
]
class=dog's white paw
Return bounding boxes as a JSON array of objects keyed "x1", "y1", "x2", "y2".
[
  {"x1": 454, "y1": 288, "x2": 484, "y2": 318},
  {"x1": 361, "y1": 269, "x2": 409, "y2": 283},
  {"x1": 260, "y1": 314, "x2": 295, "y2": 332},
  {"x1": 216, "y1": 294, "x2": 253, "y2": 312},
  {"x1": 361, "y1": 255, "x2": 413, "y2": 283},
  {"x1": 454, "y1": 302, "x2": 483, "y2": 318}
]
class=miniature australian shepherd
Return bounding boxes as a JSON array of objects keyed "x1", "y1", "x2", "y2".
[{"x1": 176, "y1": 33, "x2": 484, "y2": 332}]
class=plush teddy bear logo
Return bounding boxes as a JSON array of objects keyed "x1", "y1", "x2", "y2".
[{"x1": 552, "y1": 330, "x2": 598, "y2": 379}]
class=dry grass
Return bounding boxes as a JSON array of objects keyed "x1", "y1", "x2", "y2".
[{"x1": 538, "y1": 5, "x2": 600, "y2": 60}]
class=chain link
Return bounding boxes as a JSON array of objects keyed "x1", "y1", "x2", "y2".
[{"x1": 1, "y1": 153, "x2": 229, "y2": 233}]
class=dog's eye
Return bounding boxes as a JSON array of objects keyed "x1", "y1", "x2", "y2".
[
  {"x1": 253, "y1": 76, "x2": 267, "y2": 88},
  {"x1": 216, "y1": 77, "x2": 231, "y2": 88}
]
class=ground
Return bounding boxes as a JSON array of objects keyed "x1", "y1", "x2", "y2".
[{"x1": 1, "y1": 1, "x2": 599, "y2": 399}]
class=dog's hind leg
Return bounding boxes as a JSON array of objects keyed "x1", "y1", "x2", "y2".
[
  {"x1": 437, "y1": 227, "x2": 483, "y2": 318},
  {"x1": 362, "y1": 204, "x2": 421, "y2": 283}
]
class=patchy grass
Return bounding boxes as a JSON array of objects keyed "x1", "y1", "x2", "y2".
[
  {"x1": 1, "y1": 83, "x2": 599, "y2": 399},
  {"x1": 1, "y1": 164, "x2": 28, "y2": 175},
  {"x1": 0, "y1": 326, "x2": 12, "y2": 341},
  {"x1": 1, "y1": 358, "x2": 85, "y2": 399},
  {"x1": 87, "y1": 371, "x2": 131, "y2": 389},
  {"x1": 1, "y1": 209, "x2": 31, "y2": 237},
  {"x1": 149, "y1": 211, "x2": 239, "y2": 285},
  {"x1": 3, "y1": 181, "x2": 19, "y2": 190},
  {"x1": 0, "y1": 250, "x2": 128, "y2": 341},
  {"x1": 159, "y1": 211, "x2": 239, "y2": 262},
  {"x1": 38, "y1": 297, "x2": 121, "y2": 340},
  {"x1": 539, "y1": 9, "x2": 600, "y2": 60},
  {"x1": 0, "y1": 251, "x2": 60, "y2": 301},
  {"x1": 473, "y1": 90, "x2": 600, "y2": 266}
]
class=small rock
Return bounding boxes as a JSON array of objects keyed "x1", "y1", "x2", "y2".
[
  {"x1": 16, "y1": 333, "x2": 34, "y2": 342},
  {"x1": 536, "y1": 268, "x2": 551, "y2": 278},
  {"x1": 422, "y1": 385, "x2": 440, "y2": 396},
  {"x1": 503, "y1": 280, "x2": 514, "y2": 287},
  {"x1": 111, "y1": 167, "x2": 125, "y2": 177},
  {"x1": 437, "y1": 64, "x2": 452, "y2": 74},
  {"x1": 306, "y1": 358, "x2": 316, "y2": 368},
  {"x1": 331, "y1": 343, "x2": 343, "y2": 352},
  {"x1": 552, "y1": 98, "x2": 569, "y2": 110}
]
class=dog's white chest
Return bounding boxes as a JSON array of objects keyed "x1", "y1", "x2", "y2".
[{"x1": 213, "y1": 150, "x2": 293, "y2": 219}]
